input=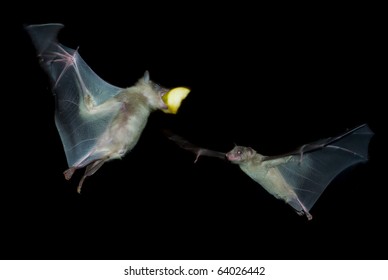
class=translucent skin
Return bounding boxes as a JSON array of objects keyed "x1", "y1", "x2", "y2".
[{"x1": 26, "y1": 23, "x2": 172, "y2": 193}]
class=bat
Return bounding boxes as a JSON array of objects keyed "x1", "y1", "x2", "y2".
[
  {"x1": 26, "y1": 23, "x2": 189, "y2": 193},
  {"x1": 165, "y1": 124, "x2": 374, "y2": 220}
]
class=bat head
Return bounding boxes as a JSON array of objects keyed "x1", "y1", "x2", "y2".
[
  {"x1": 226, "y1": 146, "x2": 256, "y2": 163},
  {"x1": 136, "y1": 71, "x2": 169, "y2": 111}
]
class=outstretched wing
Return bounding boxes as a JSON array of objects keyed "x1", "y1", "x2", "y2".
[
  {"x1": 26, "y1": 23, "x2": 123, "y2": 167},
  {"x1": 266, "y1": 124, "x2": 374, "y2": 211},
  {"x1": 164, "y1": 130, "x2": 226, "y2": 162}
]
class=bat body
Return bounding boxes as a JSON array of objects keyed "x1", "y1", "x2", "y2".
[
  {"x1": 226, "y1": 146, "x2": 303, "y2": 214},
  {"x1": 26, "y1": 23, "x2": 173, "y2": 192},
  {"x1": 166, "y1": 124, "x2": 373, "y2": 220}
]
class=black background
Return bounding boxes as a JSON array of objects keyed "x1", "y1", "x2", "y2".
[{"x1": 4, "y1": 6, "x2": 385, "y2": 260}]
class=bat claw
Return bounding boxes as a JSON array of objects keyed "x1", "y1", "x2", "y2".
[
  {"x1": 296, "y1": 210, "x2": 304, "y2": 216},
  {"x1": 295, "y1": 210, "x2": 312, "y2": 220}
]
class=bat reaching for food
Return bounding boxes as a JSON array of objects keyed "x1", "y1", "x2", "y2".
[
  {"x1": 164, "y1": 124, "x2": 373, "y2": 220},
  {"x1": 26, "y1": 23, "x2": 190, "y2": 193}
]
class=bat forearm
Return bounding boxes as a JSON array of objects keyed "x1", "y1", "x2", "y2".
[{"x1": 263, "y1": 156, "x2": 293, "y2": 168}]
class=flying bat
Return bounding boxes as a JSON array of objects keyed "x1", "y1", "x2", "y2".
[
  {"x1": 165, "y1": 124, "x2": 373, "y2": 220},
  {"x1": 26, "y1": 23, "x2": 190, "y2": 193}
]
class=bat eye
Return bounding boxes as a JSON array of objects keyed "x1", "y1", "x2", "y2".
[
  {"x1": 237, "y1": 150, "x2": 242, "y2": 155},
  {"x1": 152, "y1": 83, "x2": 168, "y2": 96}
]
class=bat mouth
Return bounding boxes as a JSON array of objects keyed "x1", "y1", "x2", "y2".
[
  {"x1": 160, "y1": 89, "x2": 169, "y2": 97},
  {"x1": 161, "y1": 102, "x2": 168, "y2": 110},
  {"x1": 226, "y1": 153, "x2": 238, "y2": 162}
]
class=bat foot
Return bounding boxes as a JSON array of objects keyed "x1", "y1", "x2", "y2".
[
  {"x1": 64, "y1": 167, "x2": 76, "y2": 180},
  {"x1": 295, "y1": 210, "x2": 312, "y2": 220},
  {"x1": 296, "y1": 210, "x2": 304, "y2": 216},
  {"x1": 292, "y1": 198, "x2": 313, "y2": 220},
  {"x1": 77, "y1": 185, "x2": 82, "y2": 194}
]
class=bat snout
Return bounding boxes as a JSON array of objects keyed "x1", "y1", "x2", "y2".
[{"x1": 226, "y1": 153, "x2": 238, "y2": 162}]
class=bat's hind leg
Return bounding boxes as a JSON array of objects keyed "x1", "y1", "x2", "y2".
[{"x1": 77, "y1": 159, "x2": 106, "y2": 194}]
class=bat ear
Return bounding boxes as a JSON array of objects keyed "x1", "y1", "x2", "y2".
[{"x1": 143, "y1": 70, "x2": 150, "y2": 83}]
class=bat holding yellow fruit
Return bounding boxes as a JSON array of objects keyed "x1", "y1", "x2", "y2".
[{"x1": 26, "y1": 23, "x2": 190, "y2": 192}]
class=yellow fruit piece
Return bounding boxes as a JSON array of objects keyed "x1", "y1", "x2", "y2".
[{"x1": 162, "y1": 87, "x2": 190, "y2": 114}]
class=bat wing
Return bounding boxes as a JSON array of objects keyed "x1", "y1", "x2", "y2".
[
  {"x1": 163, "y1": 130, "x2": 226, "y2": 162},
  {"x1": 26, "y1": 23, "x2": 123, "y2": 168},
  {"x1": 265, "y1": 124, "x2": 374, "y2": 212}
]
